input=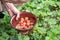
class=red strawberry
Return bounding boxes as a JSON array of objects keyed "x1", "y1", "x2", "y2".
[
  {"x1": 30, "y1": 22, "x2": 34, "y2": 25},
  {"x1": 25, "y1": 17, "x2": 29, "y2": 20},
  {"x1": 21, "y1": 18, "x2": 24, "y2": 22}
]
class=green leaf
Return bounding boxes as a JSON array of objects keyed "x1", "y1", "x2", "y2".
[
  {"x1": 23, "y1": 36, "x2": 30, "y2": 40},
  {"x1": 32, "y1": 31, "x2": 40, "y2": 40},
  {"x1": 17, "y1": 34, "x2": 23, "y2": 40}
]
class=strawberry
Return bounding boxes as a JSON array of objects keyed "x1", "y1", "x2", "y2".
[
  {"x1": 21, "y1": 18, "x2": 24, "y2": 22},
  {"x1": 25, "y1": 17, "x2": 29, "y2": 20},
  {"x1": 30, "y1": 22, "x2": 34, "y2": 25}
]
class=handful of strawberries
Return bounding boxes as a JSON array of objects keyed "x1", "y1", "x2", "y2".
[{"x1": 16, "y1": 17, "x2": 34, "y2": 30}]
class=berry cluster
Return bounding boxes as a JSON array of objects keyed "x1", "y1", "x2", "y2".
[{"x1": 16, "y1": 17, "x2": 34, "y2": 30}]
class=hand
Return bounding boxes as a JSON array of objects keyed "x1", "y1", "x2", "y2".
[
  {"x1": 1, "y1": 0, "x2": 28, "y2": 20},
  {"x1": 4, "y1": 3, "x2": 20, "y2": 20}
]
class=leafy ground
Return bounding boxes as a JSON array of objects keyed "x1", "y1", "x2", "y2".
[{"x1": 0, "y1": 0, "x2": 60, "y2": 40}]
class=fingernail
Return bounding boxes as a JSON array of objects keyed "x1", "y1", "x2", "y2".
[
  {"x1": 16, "y1": 17, "x2": 18, "y2": 20},
  {"x1": 16, "y1": 16, "x2": 19, "y2": 20}
]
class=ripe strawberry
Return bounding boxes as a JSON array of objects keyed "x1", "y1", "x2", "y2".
[
  {"x1": 24, "y1": 26, "x2": 28, "y2": 29},
  {"x1": 18, "y1": 22, "x2": 23, "y2": 26},
  {"x1": 25, "y1": 17, "x2": 29, "y2": 22},
  {"x1": 30, "y1": 22, "x2": 34, "y2": 25},
  {"x1": 23, "y1": 22, "x2": 26, "y2": 25},
  {"x1": 25, "y1": 17, "x2": 29, "y2": 20},
  {"x1": 29, "y1": 25, "x2": 33, "y2": 28},
  {"x1": 26, "y1": 20, "x2": 30, "y2": 23},
  {"x1": 26, "y1": 22, "x2": 30, "y2": 26},
  {"x1": 22, "y1": 27, "x2": 26, "y2": 29},
  {"x1": 21, "y1": 18, "x2": 24, "y2": 22}
]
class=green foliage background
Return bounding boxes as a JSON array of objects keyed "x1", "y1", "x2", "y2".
[{"x1": 0, "y1": 0, "x2": 60, "y2": 40}]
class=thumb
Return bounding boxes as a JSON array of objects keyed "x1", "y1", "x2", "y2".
[{"x1": 16, "y1": 13, "x2": 20, "y2": 20}]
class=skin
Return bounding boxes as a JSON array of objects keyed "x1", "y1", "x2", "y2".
[
  {"x1": 0, "y1": 0, "x2": 28, "y2": 20},
  {"x1": 0, "y1": 1, "x2": 2, "y2": 11}
]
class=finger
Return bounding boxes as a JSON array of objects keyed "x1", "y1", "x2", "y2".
[
  {"x1": 6, "y1": 3, "x2": 20, "y2": 20},
  {"x1": 16, "y1": 12, "x2": 20, "y2": 20},
  {"x1": 6, "y1": 3, "x2": 20, "y2": 14},
  {"x1": 3, "y1": 3, "x2": 14, "y2": 17},
  {"x1": 7, "y1": 8, "x2": 14, "y2": 17}
]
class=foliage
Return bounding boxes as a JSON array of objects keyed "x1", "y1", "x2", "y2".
[{"x1": 0, "y1": 0, "x2": 60, "y2": 40}]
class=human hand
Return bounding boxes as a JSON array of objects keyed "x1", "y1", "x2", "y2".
[
  {"x1": 0, "y1": 0, "x2": 28, "y2": 20},
  {"x1": 4, "y1": 3, "x2": 20, "y2": 20}
]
